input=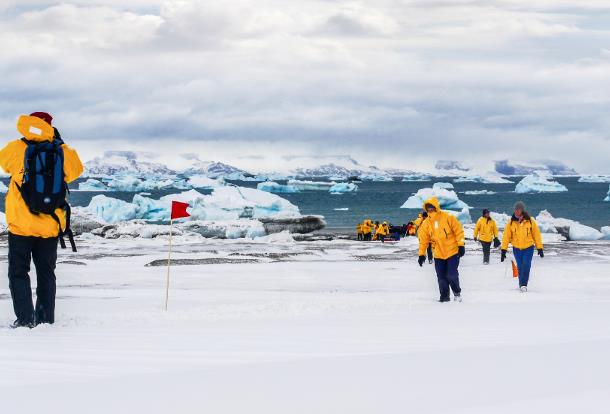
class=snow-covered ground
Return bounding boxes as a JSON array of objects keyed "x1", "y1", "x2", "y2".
[{"x1": 1, "y1": 234, "x2": 610, "y2": 413}]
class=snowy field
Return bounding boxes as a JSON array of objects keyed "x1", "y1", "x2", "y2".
[{"x1": 1, "y1": 235, "x2": 610, "y2": 413}]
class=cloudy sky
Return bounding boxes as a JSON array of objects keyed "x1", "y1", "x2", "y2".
[{"x1": 1, "y1": 0, "x2": 609, "y2": 172}]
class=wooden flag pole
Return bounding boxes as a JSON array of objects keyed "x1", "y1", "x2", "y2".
[{"x1": 164, "y1": 218, "x2": 174, "y2": 311}]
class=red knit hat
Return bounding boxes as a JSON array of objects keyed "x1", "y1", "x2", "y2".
[{"x1": 30, "y1": 112, "x2": 53, "y2": 125}]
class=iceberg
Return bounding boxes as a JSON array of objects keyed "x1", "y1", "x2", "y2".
[
  {"x1": 535, "y1": 210, "x2": 602, "y2": 240},
  {"x1": 462, "y1": 190, "x2": 496, "y2": 195},
  {"x1": 257, "y1": 181, "x2": 300, "y2": 193},
  {"x1": 85, "y1": 186, "x2": 301, "y2": 225},
  {"x1": 77, "y1": 178, "x2": 107, "y2": 191},
  {"x1": 446, "y1": 207, "x2": 472, "y2": 224},
  {"x1": 601, "y1": 226, "x2": 610, "y2": 240},
  {"x1": 360, "y1": 174, "x2": 393, "y2": 182},
  {"x1": 453, "y1": 173, "x2": 512, "y2": 184},
  {"x1": 605, "y1": 185, "x2": 610, "y2": 202},
  {"x1": 287, "y1": 180, "x2": 336, "y2": 191},
  {"x1": 433, "y1": 182, "x2": 454, "y2": 190},
  {"x1": 490, "y1": 212, "x2": 511, "y2": 230},
  {"x1": 329, "y1": 183, "x2": 358, "y2": 194},
  {"x1": 0, "y1": 181, "x2": 8, "y2": 194},
  {"x1": 400, "y1": 186, "x2": 469, "y2": 210},
  {"x1": 402, "y1": 174, "x2": 432, "y2": 182},
  {"x1": 86, "y1": 195, "x2": 138, "y2": 223},
  {"x1": 578, "y1": 175, "x2": 610, "y2": 183},
  {"x1": 515, "y1": 172, "x2": 568, "y2": 193},
  {"x1": 187, "y1": 175, "x2": 225, "y2": 189},
  {"x1": 106, "y1": 175, "x2": 176, "y2": 192}
]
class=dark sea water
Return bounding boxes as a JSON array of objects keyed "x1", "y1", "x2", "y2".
[{"x1": 1, "y1": 177, "x2": 608, "y2": 230}]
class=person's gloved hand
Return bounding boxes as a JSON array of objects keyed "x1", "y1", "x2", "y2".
[
  {"x1": 458, "y1": 246, "x2": 465, "y2": 257},
  {"x1": 501, "y1": 250, "x2": 507, "y2": 262},
  {"x1": 53, "y1": 127, "x2": 64, "y2": 145},
  {"x1": 493, "y1": 237, "x2": 501, "y2": 248},
  {"x1": 538, "y1": 249, "x2": 544, "y2": 258},
  {"x1": 418, "y1": 255, "x2": 425, "y2": 267}
]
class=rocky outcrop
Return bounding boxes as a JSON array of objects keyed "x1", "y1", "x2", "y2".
[{"x1": 259, "y1": 216, "x2": 326, "y2": 234}]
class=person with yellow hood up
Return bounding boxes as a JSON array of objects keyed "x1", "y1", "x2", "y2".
[
  {"x1": 356, "y1": 222, "x2": 363, "y2": 240},
  {"x1": 501, "y1": 201, "x2": 544, "y2": 292},
  {"x1": 417, "y1": 197, "x2": 465, "y2": 302},
  {"x1": 0, "y1": 112, "x2": 83, "y2": 328},
  {"x1": 361, "y1": 219, "x2": 373, "y2": 241},
  {"x1": 473, "y1": 209, "x2": 500, "y2": 265}
]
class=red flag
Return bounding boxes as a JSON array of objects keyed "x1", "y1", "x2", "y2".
[
  {"x1": 511, "y1": 260, "x2": 519, "y2": 278},
  {"x1": 170, "y1": 201, "x2": 190, "y2": 220}
]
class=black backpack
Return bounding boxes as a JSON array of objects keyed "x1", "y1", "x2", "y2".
[{"x1": 18, "y1": 129, "x2": 76, "y2": 252}]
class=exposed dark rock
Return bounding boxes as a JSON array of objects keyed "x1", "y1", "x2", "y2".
[
  {"x1": 260, "y1": 215, "x2": 326, "y2": 234},
  {"x1": 145, "y1": 258, "x2": 260, "y2": 266}
]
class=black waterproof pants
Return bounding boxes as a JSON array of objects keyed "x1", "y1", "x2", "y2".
[
  {"x1": 8, "y1": 233, "x2": 58, "y2": 325},
  {"x1": 481, "y1": 241, "x2": 491, "y2": 263}
]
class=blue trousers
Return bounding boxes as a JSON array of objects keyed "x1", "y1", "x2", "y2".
[
  {"x1": 434, "y1": 254, "x2": 461, "y2": 301},
  {"x1": 513, "y1": 246, "x2": 534, "y2": 287}
]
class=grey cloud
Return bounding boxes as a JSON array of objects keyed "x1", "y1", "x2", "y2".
[{"x1": 0, "y1": 0, "x2": 609, "y2": 172}]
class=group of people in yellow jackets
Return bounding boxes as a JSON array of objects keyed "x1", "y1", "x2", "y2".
[
  {"x1": 359, "y1": 197, "x2": 545, "y2": 302},
  {"x1": 356, "y1": 219, "x2": 391, "y2": 242}
]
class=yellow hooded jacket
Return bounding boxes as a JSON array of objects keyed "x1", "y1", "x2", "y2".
[
  {"x1": 361, "y1": 219, "x2": 373, "y2": 234},
  {"x1": 474, "y1": 217, "x2": 499, "y2": 243},
  {"x1": 0, "y1": 115, "x2": 84, "y2": 238},
  {"x1": 418, "y1": 197, "x2": 465, "y2": 260},
  {"x1": 501, "y1": 215, "x2": 543, "y2": 250}
]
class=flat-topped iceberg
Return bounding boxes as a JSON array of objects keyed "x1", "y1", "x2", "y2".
[
  {"x1": 84, "y1": 186, "x2": 301, "y2": 224},
  {"x1": 187, "y1": 175, "x2": 225, "y2": 189},
  {"x1": 515, "y1": 172, "x2": 568, "y2": 193},
  {"x1": 454, "y1": 173, "x2": 512, "y2": 184},
  {"x1": 400, "y1": 185, "x2": 469, "y2": 210},
  {"x1": 578, "y1": 175, "x2": 610, "y2": 183},
  {"x1": 462, "y1": 190, "x2": 496, "y2": 195},
  {"x1": 257, "y1": 181, "x2": 300, "y2": 193},
  {"x1": 287, "y1": 180, "x2": 336, "y2": 191},
  {"x1": 106, "y1": 175, "x2": 176, "y2": 192},
  {"x1": 77, "y1": 178, "x2": 108, "y2": 191},
  {"x1": 329, "y1": 182, "x2": 358, "y2": 194},
  {"x1": 360, "y1": 174, "x2": 393, "y2": 182},
  {"x1": 432, "y1": 182, "x2": 454, "y2": 190},
  {"x1": 402, "y1": 174, "x2": 432, "y2": 182}
]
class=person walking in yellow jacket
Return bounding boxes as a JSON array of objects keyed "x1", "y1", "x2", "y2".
[
  {"x1": 375, "y1": 221, "x2": 389, "y2": 242},
  {"x1": 361, "y1": 219, "x2": 373, "y2": 241},
  {"x1": 356, "y1": 223, "x2": 363, "y2": 240},
  {"x1": 417, "y1": 197, "x2": 465, "y2": 302},
  {"x1": 0, "y1": 112, "x2": 83, "y2": 328},
  {"x1": 473, "y1": 209, "x2": 500, "y2": 265},
  {"x1": 501, "y1": 201, "x2": 544, "y2": 292}
]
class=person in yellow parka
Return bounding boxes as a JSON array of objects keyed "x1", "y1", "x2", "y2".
[
  {"x1": 376, "y1": 221, "x2": 389, "y2": 243},
  {"x1": 361, "y1": 219, "x2": 373, "y2": 241},
  {"x1": 501, "y1": 201, "x2": 544, "y2": 292},
  {"x1": 417, "y1": 197, "x2": 465, "y2": 302},
  {"x1": 0, "y1": 112, "x2": 83, "y2": 328},
  {"x1": 473, "y1": 209, "x2": 500, "y2": 265},
  {"x1": 356, "y1": 222, "x2": 363, "y2": 240}
]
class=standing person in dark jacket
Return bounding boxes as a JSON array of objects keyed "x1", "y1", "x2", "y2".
[
  {"x1": 0, "y1": 112, "x2": 83, "y2": 328},
  {"x1": 473, "y1": 209, "x2": 500, "y2": 265},
  {"x1": 501, "y1": 201, "x2": 544, "y2": 292}
]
